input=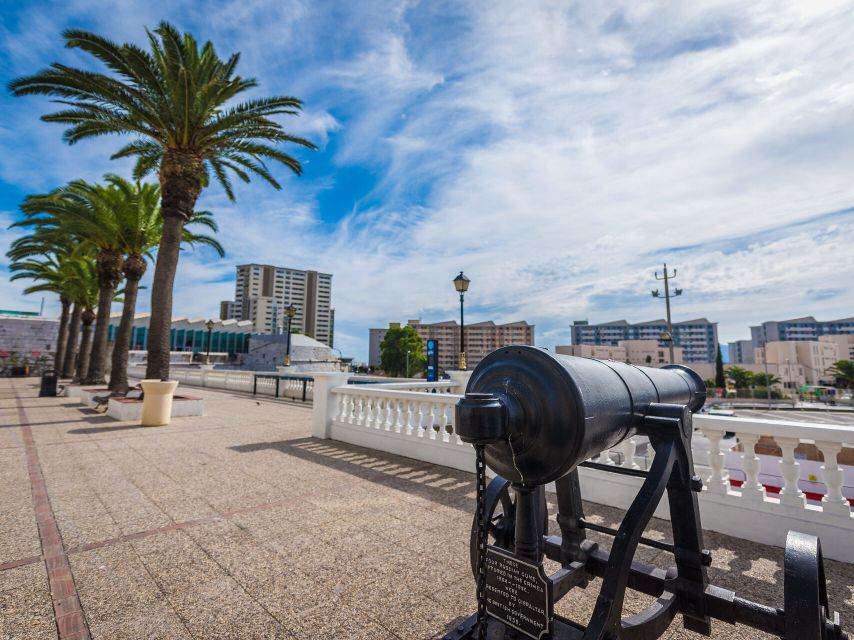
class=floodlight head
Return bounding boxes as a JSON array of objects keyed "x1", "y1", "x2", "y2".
[
  {"x1": 674, "y1": 288, "x2": 683, "y2": 296},
  {"x1": 652, "y1": 289, "x2": 660, "y2": 297}
]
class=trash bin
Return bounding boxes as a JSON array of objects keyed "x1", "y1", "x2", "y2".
[
  {"x1": 39, "y1": 369, "x2": 58, "y2": 397},
  {"x1": 140, "y1": 379, "x2": 179, "y2": 426}
]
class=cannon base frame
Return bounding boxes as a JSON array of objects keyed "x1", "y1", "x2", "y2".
[{"x1": 442, "y1": 403, "x2": 845, "y2": 640}]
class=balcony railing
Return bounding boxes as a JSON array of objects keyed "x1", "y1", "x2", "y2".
[{"x1": 310, "y1": 373, "x2": 853, "y2": 563}]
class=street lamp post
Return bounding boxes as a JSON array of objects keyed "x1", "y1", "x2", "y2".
[
  {"x1": 406, "y1": 349, "x2": 411, "y2": 378},
  {"x1": 453, "y1": 271, "x2": 470, "y2": 370},
  {"x1": 652, "y1": 263, "x2": 682, "y2": 364},
  {"x1": 284, "y1": 304, "x2": 297, "y2": 367},
  {"x1": 204, "y1": 319, "x2": 215, "y2": 365}
]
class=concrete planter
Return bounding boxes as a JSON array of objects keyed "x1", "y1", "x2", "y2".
[{"x1": 140, "y1": 379, "x2": 179, "y2": 426}]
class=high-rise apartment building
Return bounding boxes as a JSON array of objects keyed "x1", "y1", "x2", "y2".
[
  {"x1": 368, "y1": 319, "x2": 534, "y2": 372},
  {"x1": 219, "y1": 300, "x2": 235, "y2": 321},
  {"x1": 750, "y1": 317, "x2": 854, "y2": 349},
  {"x1": 728, "y1": 339, "x2": 755, "y2": 364},
  {"x1": 571, "y1": 318, "x2": 718, "y2": 363},
  {"x1": 232, "y1": 264, "x2": 334, "y2": 345}
]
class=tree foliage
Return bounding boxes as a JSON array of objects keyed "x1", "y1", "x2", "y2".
[
  {"x1": 715, "y1": 344, "x2": 725, "y2": 388},
  {"x1": 725, "y1": 366, "x2": 754, "y2": 389},
  {"x1": 751, "y1": 372, "x2": 781, "y2": 387},
  {"x1": 829, "y1": 360, "x2": 854, "y2": 388},
  {"x1": 379, "y1": 326, "x2": 426, "y2": 378}
]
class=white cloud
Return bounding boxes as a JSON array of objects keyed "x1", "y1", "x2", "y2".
[{"x1": 2, "y1": 0, "x2": 853, "y2": 361}]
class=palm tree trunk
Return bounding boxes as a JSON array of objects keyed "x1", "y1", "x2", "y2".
[
  {"x1": 62, "y1": 304, "x2": 82, "y2": 379},
  {"x1": 109, "y1": 274, "x2": 141, "y2": 391},
  {"x1": 84, "y1": 284, "x2": 116, "y2": 384},
  {"x1": 54, "y1": 298, "x2": 71, "y2": 372},
  {"x1": 145, "y1": 215, "x2": 186, "y2": 380},
  {"x1": 75, "y1": 310, "x2": 95, "y2": 383}
]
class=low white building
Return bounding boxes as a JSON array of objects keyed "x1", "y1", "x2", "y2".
[{"x1": 243, "y1": 333, "x2": 344, "y2": 373}]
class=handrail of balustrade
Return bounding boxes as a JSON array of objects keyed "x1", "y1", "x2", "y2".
[
  {"x1": 694, "y1": 414, "x2": 854, "y2": 446},
  {"x1": 330, "y1": 385, "x2": 459, "y2": 403}
]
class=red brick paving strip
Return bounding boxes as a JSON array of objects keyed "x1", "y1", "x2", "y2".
[{"x1": 14, "y1": 383, "x2": 92, "y2": 640}]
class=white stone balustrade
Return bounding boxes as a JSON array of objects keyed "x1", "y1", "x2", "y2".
[{"x1": 312, "y1": 382, "x2": 854, "y2": 562}]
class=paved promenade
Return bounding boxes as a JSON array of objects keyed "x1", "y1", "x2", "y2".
[{"x1": 1, "y1": 378, "x2": 852, "y2": 639}]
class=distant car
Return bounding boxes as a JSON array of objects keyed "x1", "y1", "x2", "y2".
[{"x1": 708, "y1": 408, "x2": 736, "y2": 417}]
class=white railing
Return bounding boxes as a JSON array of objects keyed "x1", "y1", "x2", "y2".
[
  {"x1": 126, "y1": 365, "x2": 310, "y2": 398},
  {"x1": 351, "y1": 380, "x2": 458, "y2": 393},
  {"x1": 311, "y1": 375, "x2": 854, "y2": 562}
]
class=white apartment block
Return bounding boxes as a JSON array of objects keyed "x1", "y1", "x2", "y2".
[
  {"x1": 756, "y1": 340, "x2": 842, "y2": 386},
  {"x1": 232, "y1": 264, "x2": 334, "y2": 346},
  {"x1": 368, "y1": 319, "x2": 534, "y2": 372},
  {"x1": 556, "y1": 340, "x2": 685, "y2": 366}
]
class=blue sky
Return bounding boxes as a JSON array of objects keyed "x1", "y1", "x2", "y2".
[{"x1": 1, "y1": 0, "x2": 853, "y2": 361}]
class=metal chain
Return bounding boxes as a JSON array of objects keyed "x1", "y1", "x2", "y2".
[{"x1": 475, "y1": 444, "x2": 488, "y2": 640}]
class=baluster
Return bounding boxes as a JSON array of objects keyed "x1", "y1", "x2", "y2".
[
  {"x1": 438, "y1": 404, "x2": 450, "y2": 442},
  {"x1": 365, "y1": 397, "x2": 375, "y2": 428},
  {"x1": 345, "y1": 395, "x2": 356, "y2": 424},
  {"x1": 424, "y1": 403, "x2": 435, "y2": 440},
  {"x1": 341, "y1": 393, "x2": 353, "y2": 424},
  {"x1": 776, "y1": 437, "x2": 806, "y2": 509},
  {"x1": 619, "y1": 438, "x2": 639, "y2": 470},
  {"x1": 382, "y1": 398, "x2": 392, "y2": 431},
  {"x1": 350, "y1": 396, "x2": 361, "y2": 424},
  {"x1": 738, "y1": 434, "x2": 766, "y2": 501},
  {"x1": 816, "y1": 441, "x2": 850, "y2": 517},
  {"x1": 405, "y1": 401, "x2": 414, "y2": 436},
  {"x1": 391, "y1": 399, "x2": 402, "y2": 433},
  {"x1": 354, "y1": 396, "x2": 364, "y2": 426},
  {"x1": 703, "y1": 429, "x2": 730, "y2": 494},
  {"x1": 415, "y1": 402, "x2": 426, "y2": 438}
]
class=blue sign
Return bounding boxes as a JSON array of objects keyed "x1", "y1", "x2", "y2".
[{"x1": 426, "y1": 339, "x2": 438, "y2": 382}]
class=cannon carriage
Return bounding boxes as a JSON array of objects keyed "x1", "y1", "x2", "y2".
[{"x1": 442, "y1": 346, "x2": 846, "y2": 640}]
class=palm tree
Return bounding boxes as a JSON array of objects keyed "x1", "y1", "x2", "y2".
[
  {"x1": 7, "y1": 234, "x2": 89, "y2": 376},
  {"x1": 8, "y1": 255, "x2": 72, "y2": 372},
  {"x1": 13, "y1": 176, "x2": 223, "y2": 388},
  {"x1": 19, "y1": 180, "x2": 129, "y2": 384},
  {"x1": 98, "y1": 177, "x2": 224, "y2": 390},
  {"x1": 10, "y1": 22, "x2": 315, "y2": 380},
  {"x1": 68, "y1": 260, "x2": 100, "y2": 383},
  {"x1": 9, "y1": 252, "x2": 98, "y2": 381}
]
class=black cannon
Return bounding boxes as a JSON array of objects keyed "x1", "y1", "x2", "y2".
[{"x1": 443, "y1": 346, "x2": 846, "y2": 640}]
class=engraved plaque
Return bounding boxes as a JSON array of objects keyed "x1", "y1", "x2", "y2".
[{"x1": 484, "y1": 545, "x2": 551, "y2": 639}]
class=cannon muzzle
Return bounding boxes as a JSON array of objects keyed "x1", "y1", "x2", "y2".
[{"x1": 457, "y1": 346, "x2": 705, "y2": 485}]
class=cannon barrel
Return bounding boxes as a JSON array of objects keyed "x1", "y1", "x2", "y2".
[{"x1": 456, "y1": 346, "x2": 706, "y2": 486}]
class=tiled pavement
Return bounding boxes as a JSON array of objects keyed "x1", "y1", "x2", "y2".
[{"x1": 1, "y1": 378, "x2": 852, "y2": 639}]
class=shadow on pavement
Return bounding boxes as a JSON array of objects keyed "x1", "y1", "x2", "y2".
[{"x1": 230, "y1": 436, "x2": 475, "y2": 513}]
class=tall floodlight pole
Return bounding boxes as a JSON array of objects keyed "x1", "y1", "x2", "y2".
[
  {"x1": 284, "y1": 303, "x2": 297, "y2": 367},
  {"x1": 454, "y1": 271, "x2": 470, "y2": 370},
  {"x1": 652, "y1": 264, "x2": 682, "y2": 364},
  {"x1": 763, "y1": 327, "x2": 772, "y2": 409}
]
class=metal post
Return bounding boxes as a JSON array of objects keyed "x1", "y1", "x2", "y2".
[
  {"x1": 763, "y1": 329, "x2": 772, "y2": 410},
  {"x1": 205, "y1": 327, "x2": 213, "y2": 365},
  {"x1": 275, "y1": 376, "x2": 280, "y2": 398},
  {"x1": 285, "y1": 315, "x2": 293, "y2": 367},
  {"x1": 406, "y1": 349, "x2": 410, "y2": 378},
  {"x1": 662, "y1": 270, "x2": 674, "y2": 364},
  {"x1": 253, "y1": 375, "x2": 257, "y2": 395},
  {"x1": 302, "y1": 378, "x2": 307, "y2": 402},
  {"x1": 460, "y1": 291, "x2": 466, "y2": 371}
]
